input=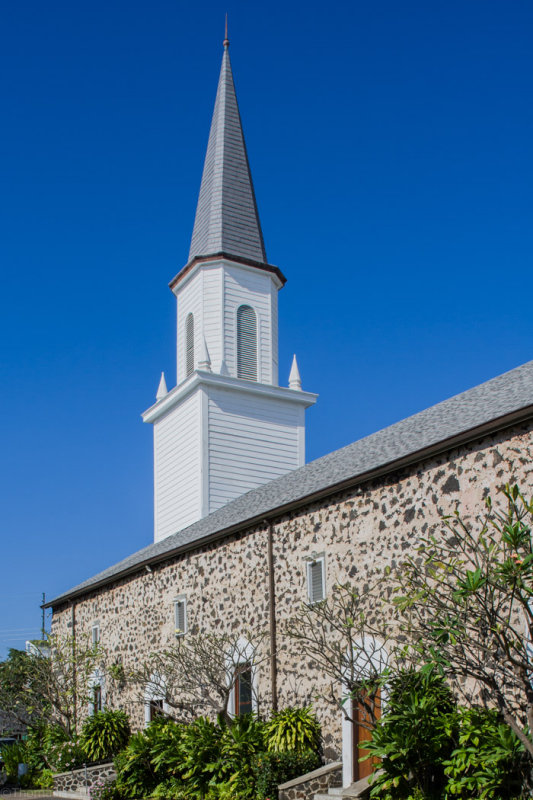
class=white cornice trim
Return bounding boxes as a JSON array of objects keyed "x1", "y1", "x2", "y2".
[
  {"x1": 142, "y1": 370, "x2": 318, "y2": 424},
  {"x1": 171, "y1": 256, "x2": 284, "y2": 296}
]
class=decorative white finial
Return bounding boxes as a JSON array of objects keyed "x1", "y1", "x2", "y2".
[
  {"x1": 198, "y1": 337, "x2": 212, "y2": 372},
  {"x1": 289, "y1": 355, "x2": 302, "y2": 390},
  {"x1": 156, "y1": 372, "x2": 168, "y2": 400}
]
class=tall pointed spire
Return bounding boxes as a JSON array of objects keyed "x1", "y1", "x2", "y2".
[{"x1": 188, "y1": 33, "x2": 267, "y2": 264}]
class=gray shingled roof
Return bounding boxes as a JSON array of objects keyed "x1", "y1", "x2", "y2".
[
  {"x1": 47, "y1": 360, "x2": 533, "y2": 608},
  {"x1": 188, "y1": 43, "x2": 267, "y2": 264}
]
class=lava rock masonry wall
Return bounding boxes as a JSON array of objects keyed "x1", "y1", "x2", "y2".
[{"x1": 51, "y1": 420, "x2": 533, "y2": 762}]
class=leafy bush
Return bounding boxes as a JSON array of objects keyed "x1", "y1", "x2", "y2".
[
  {"x1": 148, "y1": 718, "x2": 185, "y2": 778},
  {"x1": 367, "y1": 669, "x2": 457, "y2": 799},
  {"x1": 443, "y1": 707, "x2": 530, "y2": 799},
  {"x1": 216, "y1": 714, "x2": 265, "y2": 798},
  {"x1": 252, "y1": 750, "x2": 321, "y2": 799},
  {"x1": 0, "y1": 741, "x2": 27, "y2": 781},
  {"x1": 80, "y1": 710, "x2": 131, "y2": 762},
  {"x1": 175, "y1": 716, "x2": 223, "y2": 798},
  {"x1": 115, "y1": 727, "x2": 162, "y2": 799},
  {"x1": 264, "y1": 706, "x2": 321, "y2": 754},
  {"x1": 34, "y1": 768, "x2": 55, "y2": 789},
  {"x1": 47, "y1": 737, "x2": 85, "y2": 772}
]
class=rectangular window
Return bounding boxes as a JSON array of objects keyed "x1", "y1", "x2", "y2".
[
  {"x1": 92, "y1": 624, "x2": 100, "y2": 645},
  {"x1": 307, "y1": 557, "x2": 326, "y2": 604},
  {"x1": 148, "y1": 698, "x2": 164, "y2": 722},
  {"x1": 234, "y1": 663, "x2": 253, "y2": 715},
  {"x1": 174, "y1": 597, "x2": 187, "y2": 637},
  {"x1": 93, "y1": 685, "x2": 102, "y2": 714}
]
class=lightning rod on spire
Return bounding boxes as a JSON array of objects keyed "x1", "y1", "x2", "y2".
[{"x1": 223, "y1": 13, "x2": 229, "y2": 48}]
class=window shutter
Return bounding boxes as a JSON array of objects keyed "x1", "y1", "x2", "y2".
[
  {"x1": 185, "y1": 314, "x2": 194, "y2": 377},
  {"x1": 175, "y1": 600, "x2": 186, "y2": 636},
  {"x1": 308, "y1": 560, "x2": 324, "y2": 603},
  {"x1": 237, "y1": 305, "x2": 257, "y2": 381}
]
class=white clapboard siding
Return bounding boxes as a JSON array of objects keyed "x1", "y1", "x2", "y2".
[
  {"x1": 176, "y1": 275, "x2": 203, "y2": 385},
  {"x1": 207, "y1": 388, "x2": 304, "y2": 513},
  {"x1": 202, "y1": 266, "x2": 223, "y2": 371},
  {"x1": 270, "y1": 284, "x2": 278, "y2": 386},
  {"x1": 153, "y1": 392, "x2": 202, "y2": 541},
  {"x1": 223, "y1": 266, "x2": 273, "y2": 384}
]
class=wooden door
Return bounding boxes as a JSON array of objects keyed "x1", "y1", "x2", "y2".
[{"x1": 352, "y1": 689, "x2": 381, "y2": 781}]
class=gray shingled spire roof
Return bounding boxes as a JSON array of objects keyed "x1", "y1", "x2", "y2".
[{"x1": 188, "y1": 40, "x2": 267, "y2": 264}]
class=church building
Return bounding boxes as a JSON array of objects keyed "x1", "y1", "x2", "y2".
[{"x1": 46, "y1": 34, "x2": 533, "y2": 789}]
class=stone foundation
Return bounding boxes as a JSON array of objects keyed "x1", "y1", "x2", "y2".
[
  {"x1": 278, "y1": 761, "x2": 342, "y2": 800},
  {"x1": 53, "y1": 762, "x2": 115, "y2": 797}
]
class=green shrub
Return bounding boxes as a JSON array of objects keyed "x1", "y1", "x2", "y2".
[
  {"x1": 175, "y1": 716, "x2": 223, "y2": 798},
  {"x1": 0, "y1": 742, "x2": 27, "y2": 781},
  {"x1": 115, "y1": 727, "x2": 161, "y2": 799},
  {"x1": 366, "y1": 669, "x2": 458, "y2": 799},
  {"x1": 252, "y1": 750, "x2": 321, "y2": 799},
  {"x1": 217, "y1": 714, "x2": 265, "y2": 798},
  {"x1": 443, "y1": 707, "x2": 530, "y2": 799},
  {"x1": 264, "y1": 706, "x2": 321, "y2": 754},
  {"x1": 150, "y1": 777, "x2": 190, "y2": 800},
  {"x1": 35, "y1": 768, "x2": 55, "y2": 789},
  {"x1": 23, "y1": 725, "x2": 48, "y2": 772},
  {"x1": 149, "y1": 718, "x2": 185, "y2": 778},
  {"x1": 80, "y1": 710, "x2": 131, "y2": 762},
  {"x1": 47, "y1": 738, "x2": 85, "y2": 772}
]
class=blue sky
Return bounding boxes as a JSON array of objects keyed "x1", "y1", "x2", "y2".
[{"x1": 1, "y1": 0, "x2": 532, "y2": 658}]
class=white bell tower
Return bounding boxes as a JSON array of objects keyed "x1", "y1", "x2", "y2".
[{"x1": 143, "y1": 35, "x2": 317, "y2": 543}]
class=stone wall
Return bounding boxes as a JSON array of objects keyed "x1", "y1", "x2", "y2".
[
  {"x1": 53, "y1": 762, "x2": 115, "y2": 795},
  {"x1": 51, "y1": 420, "x2": 533, "y2": 763},
  {"x1": 278, "y1": 761, "x2": 342, "y2": 800}
]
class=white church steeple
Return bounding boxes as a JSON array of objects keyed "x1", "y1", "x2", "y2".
[{"x1": 143, "y1": 34, "x2": 317, "y2": 543}]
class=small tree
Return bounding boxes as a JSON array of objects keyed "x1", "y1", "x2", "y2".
[
  {"x1": 394, "y1": 484, "x2": 533, "y2": 758},
  {"x1": 131, "y1": 631, "x2": 266, "y2": 722},
  {"x1": 284, "y1": 581, "x2": 395, "y2": 726},
  {"x1": 0, "y1": 634, "x2": 103, "y2": 735}
]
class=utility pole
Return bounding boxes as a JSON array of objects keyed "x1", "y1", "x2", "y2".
[{"x1": 41, "y1": 592, "x2": 46, "y2": 640}]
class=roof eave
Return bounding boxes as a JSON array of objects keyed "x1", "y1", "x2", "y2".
[
  {"x1": 44, "y1": 401, "x2": 533, "y2": 611},
  {"x1": 169, "y1": 252, "x2": 287, "y2": 293}
]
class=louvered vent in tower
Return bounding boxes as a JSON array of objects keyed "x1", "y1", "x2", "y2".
[
  {"x1": 186, "y1": 313, "x2": 195, "y2": 377},
  {"x1": 237, "y1": 305, "x2": 257, "y2": 381}
]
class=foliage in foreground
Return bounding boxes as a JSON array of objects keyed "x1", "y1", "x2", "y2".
[
  {"x1": 395, "y1": 484, "x2": 533, "y2": 760},
  {"x1": 367, "y1": 670, "x2": 457, "y2": 799},
  {"x1": 0, "y1": 634, "x2": 103, "y2": 735},
  {"x1": 80, "y1": 709, "x2": 131, "y2": 762},
  {"x1": 366, "y1": 669, "x2": 530, "y2": 800},
  {"x1": 113, "y1": 709, "x2": 322, "y2": 800},
  {"x1": 263, "y1": 706, "x2": 321, "y2": 754}
]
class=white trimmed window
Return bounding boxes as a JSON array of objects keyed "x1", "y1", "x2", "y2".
[
  {"x1": 144, "y1": 673, "x2": 168, "y2": 727},
  {"x1": 174, "y1": 596, "x2": 187, "y2": 637},
  {"x1": 88, "y1": 668, "x2": 105, "y2": 715},
  {"x1": 307, "y1": 556, "x2": 326, "y2": 604},
  {"x1": 227, "y1": 637, "x2": 258, "y2": 718},
  {"x1": 91, "y1": 624, "x2": 100, "y2": 646},
  {"x1": 185, "y1": 313, "x2": 194, "y2": 377},
  {"x1": 236, "y1": 305, "x2": 257, "y2": 381}
]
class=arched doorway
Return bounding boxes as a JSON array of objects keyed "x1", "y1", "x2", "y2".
[{"x1": 341, "y1": 638, "x2": 388, "y2": 787}]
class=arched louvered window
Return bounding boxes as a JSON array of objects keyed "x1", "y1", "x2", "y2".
[
  {"x1": 185, "y1": 313, "x2": 194, "y2": 377},
  {"x1": 237, "y1": 305, "x2": 257, "y2": 381}
]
